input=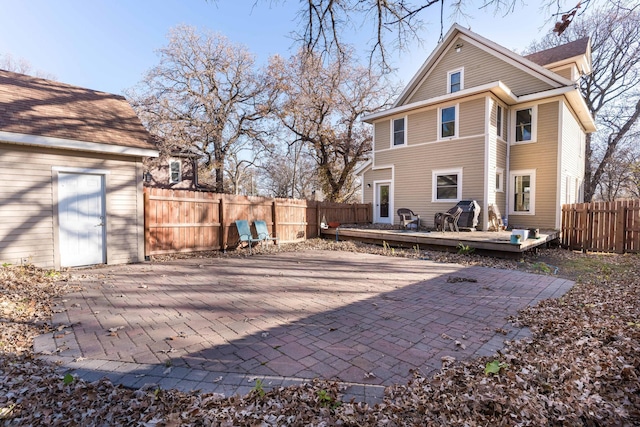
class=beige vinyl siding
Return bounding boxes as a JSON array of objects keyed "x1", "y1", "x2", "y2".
[
  {"x1": 487, "y1": 99, "x2": 498, "y2": 208},
  {"x1": 553, "y1": 67, "x2": 573, "y2": 81},
  {"x1": 376, "y1": 136, "x2": 485, "y2": 227},
  {"x1": 508, "y1": 100, "x2": 559, "y2": 229},
  {"x1": 408, "y1": 37, "x2": 555, "y2": 104},
  {"x1": 459, "y1": 98, "x2": 485, "y2": 138},
  {"x1": 377, "y1": 97, "x2": 485, "y2": 149},
  {"x1": 561, "y1": 101, "x2": 586, "y2": 205},
  {"x1": 371, "y1": 97, "x2": 487, "y2": 227},
  {"x1": 488, "y1": 97, "x2": 508, "y2": 217},
  {"x1": 362, "y1": 168, "x2": 392, "y2": 204},
  {"x1": 407, "y1": 109, "x2": 437, "y2": 145},
  {"x1": 374, "y1": 120, "x2": 391, "y2": 151},
  {"x1": 0, "y1": 143, "x2": 144, "y2": 268},
  {"x1": 495, "y1": 137, "x2": 507, "y2": 215}
]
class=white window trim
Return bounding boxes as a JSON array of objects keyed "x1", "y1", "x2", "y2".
[
  {"x1": 496, "y1": 105, "x2": 503, "y2": 138},
  {"x1": 496, "y1": 167, "x2": 504, "y2": 193},
  {"x1": 438, "y1": 104, "x2": 459, "y2": 141},
  {"x1": 169, "y1": 159, "x2": 182, "y2": 184},
  {"x1": 390, "y1": 116, "x2": 407, "y2": 148},
  {"x1": 432, "y1": 168, "x2": 463, "y2": 203},
  {"x1": 447, "y1": 67, "x2": 464, "y2": 94},
  {"x1": 511, "y1": 105, "x2": 538, "y2": 144},
  {"x1": 509, "y1": 169, "x2": 536, "y2": 215}
]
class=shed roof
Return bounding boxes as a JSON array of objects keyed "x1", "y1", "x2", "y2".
[{"x1": 0, "y1": 69, "x2": 157, "y2": 151}]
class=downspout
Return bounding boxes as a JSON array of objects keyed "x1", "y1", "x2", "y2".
[{"x1": 505, "y1": 108, "x2": 511, "y2": 228}]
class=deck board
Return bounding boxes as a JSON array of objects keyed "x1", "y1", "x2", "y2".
[{"x1": 320, "y1": 227, "x2": 559, "y2": 257}]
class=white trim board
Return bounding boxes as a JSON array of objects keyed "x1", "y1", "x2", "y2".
[{"x1": 0, "y1": 131, "x2": 159, "y2": 158}]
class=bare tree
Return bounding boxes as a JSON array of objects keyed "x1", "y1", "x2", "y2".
[
  {"x1": 596, "y1": 142, "x2": 636, "y2": 201},
  {"x1": 127, "y1": 25, "x2": 273, "y2": 193},
  {"x1": 628, "y1": 157, "x2": 640, "y2": 199},
  {"x1": 259, "y1": 142, "x2": 320, "y2": 199},
  {"x1": 287, "y1": 0, "x2": 602, "y2": 70},
  {"x1": 527, "y1": 1, "x2": 640, "y2": 201},
  {"x1": 267, "y1": 48, "x2": 397, "y2": 202},
  {"x1": 0, "y1": 53, "x2": 56, "y2": 80}
]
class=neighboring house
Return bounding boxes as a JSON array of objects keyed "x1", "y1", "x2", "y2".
[
  {"x1": 360, "y1": 24, "x2": 596, "y2": 231},
  {"x1": 143, "y1": 147, "x2": 201, "y2": 190},
  {"x1": 0, "y1": 69, "x2": 158, "y2": 269}
]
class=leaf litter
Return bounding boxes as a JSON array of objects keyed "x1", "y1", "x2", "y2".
[{"x1": 1, "y1": 241, "x2": 639, "y2": 425}]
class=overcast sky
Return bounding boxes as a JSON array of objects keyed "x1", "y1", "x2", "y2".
[{"x1": 0, "y1": 1, "x2": 573, "y2": 96}]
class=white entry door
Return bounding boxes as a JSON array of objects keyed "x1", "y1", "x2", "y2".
[
  {"x1": 374, "y1": 182, "x2": 392, "y2": 224},
  {"x1": 58, "y1": 173, "x2": 105, "y2": 267}
]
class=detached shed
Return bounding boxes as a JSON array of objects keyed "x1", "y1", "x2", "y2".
[{"x1": 0, "y1": 69, "x2": 158, "y2": 269}]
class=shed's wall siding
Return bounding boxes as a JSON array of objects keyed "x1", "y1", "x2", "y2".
[{"x1": 0, "y1": 143, "x2": 144, "y2": 268}]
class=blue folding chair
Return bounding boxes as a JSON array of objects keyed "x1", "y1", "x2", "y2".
[
  {"x1": 254, "y1": 220, "x2": 279, "y2": 248},
  {"x1": 235, "y1": 220, "x2": 262, "y2": 254}
]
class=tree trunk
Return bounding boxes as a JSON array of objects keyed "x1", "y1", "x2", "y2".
[
  {"x1": 584, "y1": 133, "x2": 594, "y2": 202},
  {"x1": 215, "y1": 167, "x2": 225, "y2": 193}
]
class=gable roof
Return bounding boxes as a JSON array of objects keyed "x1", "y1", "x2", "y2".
[
  {"x1": 363, "y1": 24, "x2": 595, "y2": 133},
  {"x1": 0, "y1": 69, "x2": 158, "y2": 156},
  {"x1": 524, "y1": 37, "x2": 590, "y2": 66},
  {"x1": 393, "y1": 24, "x2": 575, "y2": 108}
]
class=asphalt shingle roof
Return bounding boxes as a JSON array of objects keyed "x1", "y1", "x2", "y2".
[
  {"x1": 524, "y1": 37, "x2": 590, "y2": 67},
  {"x1": 0, "y1": 69, "x2": 156, "y2": 150}
]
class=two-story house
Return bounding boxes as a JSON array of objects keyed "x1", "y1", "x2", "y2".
[{"x1": 359, "y1": 24, "x2": 596, "y2": 231}]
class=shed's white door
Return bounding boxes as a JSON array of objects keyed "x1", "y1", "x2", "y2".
[{"x1": 58, "y1": 173, "x2": 105, "y2": 267}]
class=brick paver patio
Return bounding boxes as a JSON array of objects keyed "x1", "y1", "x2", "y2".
[{"x1": 36, "y1": 250, "x2": 573, "y2": 403}]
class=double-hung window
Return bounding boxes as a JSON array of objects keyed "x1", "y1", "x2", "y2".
[
  {"x1": 432, "y1": 168, "x2": 462, "y2": 202},
  {"x1": 510, "y1": 170, "x2": 536, "y2": 214},
  {"x1": 447, "y1": 68, "x2": 463, "y2": 93},
  {"x1": 169, "y1": 160, "x2": 182, "y2": 184},
  {"x1": 392, "y1": 117, "x2": 406, "y2": 147},
  {"x1": 439, "y1": 105, "x2": 457, "y2": 139},
  {"x1": 513, "y1": 106, "x2": 537, "y2": 143}
]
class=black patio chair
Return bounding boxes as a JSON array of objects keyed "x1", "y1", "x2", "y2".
[{"x1": 434, "y1": 206, "x2": 462, "y2": 232}]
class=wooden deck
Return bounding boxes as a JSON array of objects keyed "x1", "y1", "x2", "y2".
[{"x1": 320, "y1": 227, "x2": 560, "y2": 258}]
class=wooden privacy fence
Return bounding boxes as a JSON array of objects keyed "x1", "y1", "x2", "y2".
[
  {"x1": 144, "y1": 188, "x2": 372, "y2": 256},
  {"x1": 561, "y1": 199, "x2": 640, "y2": 253}
]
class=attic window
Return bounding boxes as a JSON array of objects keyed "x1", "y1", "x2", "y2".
[
  {"x1": 169, "y1": 160, "x2": 182, "y2": 183},
  {"x1": 447, "y1": 68, "x2": 463, "y2": 93}
]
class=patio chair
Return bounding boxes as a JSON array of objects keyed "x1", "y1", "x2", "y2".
[
  {"x1": 235, "y1": 219, "x2": 262, "y2": 254},
  {"x1": 397, "y1": 208, "x2": 420, "y2": 230},
  {"x1": 434, "y1": 206, "x2": 462, "y2": 232},
  {"x1": 254, "y1": 220, "x2": 279, "y2": 248}
]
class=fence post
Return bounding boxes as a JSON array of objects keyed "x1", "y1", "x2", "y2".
[
  {"x1": 615, "y1": 203, "x2": 626, "y2": 254},
  {"x1": 272, "y1": 199, "x2": 278, "y2": 238},
  {"x1": 144, "y1": 190, "x2": 150, "y2": 259},
  {"x1": 219, "y1": 196, "x2": 227, "y2": 251}
]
